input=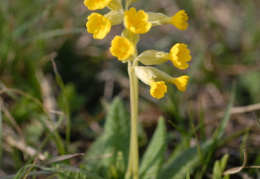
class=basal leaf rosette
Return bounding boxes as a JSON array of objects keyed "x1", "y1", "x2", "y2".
[
  {"x1": 124, "y1": 7, "x2": 152, "y2": 34},
  {"x1": 110, "y1": 36, "x2": 134, "y2": 61}
]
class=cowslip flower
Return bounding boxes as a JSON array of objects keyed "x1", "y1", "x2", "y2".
[
  {"x1": 169, "y1": 10, "x2": 188, "y2": 30},
  {"x1": 134, "y1": 66, "x2": 169, "y2": 99},
  {"x1": 110, "y1": 36, "x2": 134, "y2": 61},
  {"x1": 148, "y1": 10, "x2": 188, "y2": 30},
  {"x1": 135, "y1": 66, "x2": 189, "y2": 98},
  {"x1": 86, "y1": 13, "x2": 111, "y2": 39},
  {"x1": 169, "y1": 75, "x2": 189, "y2": 92},
  {"x1": 84, "y1": 0, "x2": 111, "y2": 10},
  {"x1": 149, "y1": 80, "x2": 167, "y2": 99},
  {"x1": 124, "y1": 7, "x2": 152, "y2": 34},
  {"x1": 136, "y1": 44, "x2": 191, "y2": 70},
  {"x1": 86, "y1": 11, "x2": 123, "y2": 39},
  {"x1": 168, "y1": 43, "x2": 191, "y2": 69}
]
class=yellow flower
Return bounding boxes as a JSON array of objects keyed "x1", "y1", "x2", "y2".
[
  {"x1": 84, "y1": 0, "x2": 111, "y2": 10},
  {"x1": 170, "y1": 10, "x2": 188, "y2": 30},
  {"x1": 110, "y1": 36, "x2": 134, "y2": 61},
  {"x1": 147, "y1": 10, "x2": 188, "y2": 30},
  {"x1": 169, "y1": 43, "x2": 191, "y2": 70},
  {"x1": 86, "y1": 13, "x2": 111, "y2": 39},
  {"x1": 170, "y1": 75, "x2": 189, "y2": 92},
  {"x1": 124, "y1": 7, "x2": 152, "y2": 34},
  {"x1": 149, "y1": 81, "x2": 167, "y2": 99}
]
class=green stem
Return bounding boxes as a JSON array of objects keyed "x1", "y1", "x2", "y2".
[{"x1": 126, "y1": 56, "x2": 139, "y2": 179}]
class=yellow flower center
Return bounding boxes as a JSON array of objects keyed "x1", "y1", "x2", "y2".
[
  {"x1": 124, "y1": 7, "x2": 152, "y2": 34},
  {"x1": 149, "y1": 81, "x2": 167, "y2": 99},
  {"x1": 86, "y1": 13, "x2": 111, "y2": 39},
  {"x1": 110, "y1": 36, "x2": 135, "y2": 61}
]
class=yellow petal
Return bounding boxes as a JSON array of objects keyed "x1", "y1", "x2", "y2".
[
  {"x1": 110, "y1": 36, "x2": 134, "y2": 61},
  {"x1": 171, "y1": 10, "x2": 189, "y2": 30},
  {"x1": 150, "y1": 81, "x2": 167, "y2": 99},
  {"x1": 86, "y1": 13, "x2": 111, "y2": 39},
  {"x1": 84, "y1": 0, "x2": 112, "y2": 10},
  {"x1": 172, "y1": 75, "x2": 189, "y2": 92},
  {"x1": 124, "y1": 7, "x2": 152, "y2": 34}
]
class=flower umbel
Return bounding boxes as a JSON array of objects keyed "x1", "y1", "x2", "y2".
[
  {"x1": 124, "y1": 7, "x2": 152, "y2": 34},
  {"x1": 86, "y1": 13, "x2": 111, "y2": 39},
  {"x1": 84, "y1": 0, "x2": 111, "y2": 10},
  {"x1": 170, "y1": 75, "x2": 189, "y2": 92},
  {"x1": 169, "y1": 43, "x2": 191, "y2": 70},
  {"x1": 170, "y1": 10, "x2": 188, "y2": 30},
  {"x1": 110, "y1": 36, "x2": 134, "y2": 61},
  {"x1": 150, "y1": 81, "x2": 167, "y2": 99}
]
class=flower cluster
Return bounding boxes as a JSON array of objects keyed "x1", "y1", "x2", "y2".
[{"x1": 84, "y1": 0, "x2": 191, "y2": 99}]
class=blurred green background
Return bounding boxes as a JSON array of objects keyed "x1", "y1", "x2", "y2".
[{"x1": 0, "y1": 0, "x2": 260, "y2": 178}]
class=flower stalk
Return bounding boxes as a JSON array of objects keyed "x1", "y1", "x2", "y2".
[
  {"x1": 126, "y1": 50, "x2": 139, "y2": 179},
  {"x1": 84, "y1": 1, "x2": 191, "y2": 178}
]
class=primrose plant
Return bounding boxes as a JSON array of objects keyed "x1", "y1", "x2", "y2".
[{"x1": 84, "y1": 0, "x2": 191, "y2": 178}]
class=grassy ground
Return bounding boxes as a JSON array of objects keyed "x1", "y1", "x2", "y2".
[{"x1": 0, "y1": 0, "x2": 260, "y2": 178}]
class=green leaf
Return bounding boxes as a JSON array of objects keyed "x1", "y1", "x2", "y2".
[
  {"x1": 220, "y1": 154, "x2": 229, "y2": 171},
  {"x1": 159, "y1": 139, "x2": 213, "y2": 179},
  {"x1": 84, "y1": 97, "x2": 130, "y2": 172},
  {"x1": 213, "y1": 160, "x2": 222, "y2": 179},
  {"x1": 213, "y1": 85, "x2": 236, "y2": 140},
  {"x1": 213, "y1": 154, "x2": 229, "y2": 179},
  {"x1": 186, "y1": 165, "x2": 190, "y2": 179},
  {"x1": 140, "y1": 117, "x2": 166, "y2": 179}
]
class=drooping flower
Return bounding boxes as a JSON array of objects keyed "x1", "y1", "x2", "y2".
[
  {"x1": 84, "y1": 0, "x2": 111, "y2": 10},
  {"x1": 134, "y1": 67, "x2": 169, "y2": 99},
  {"x1": 149, "y1": 81, "x2": 167, "y2": 99},
  {"x1": 124, "y1": 7, "x2": 152, "y2": 34},
  {"x1": 170, "y1": 75, "x2": 189, "y2": 92},
  {"x1": 110, "y1": 36, "x2": 134, "y2": 61},
  {"x1": 170, "y1": 10, "x2": 188, "y2": 30},
  {"x1": 86, "y1": 13, "x2": 111, "y2": 39},
  {"x1": 168, "y1": 43, "x2": 191, "y2": 70}
]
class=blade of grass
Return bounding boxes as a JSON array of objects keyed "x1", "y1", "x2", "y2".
[{"x1": 51, "y1": 59, "x2": 70, "y2": 154}]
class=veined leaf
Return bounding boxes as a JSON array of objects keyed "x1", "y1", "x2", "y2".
[
  {"x1": 139, "y1": 117, "x2": 166, "y2": 179},
  {"x1": 84, "y1": 97, "x2": 130, "y2": 173}
]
